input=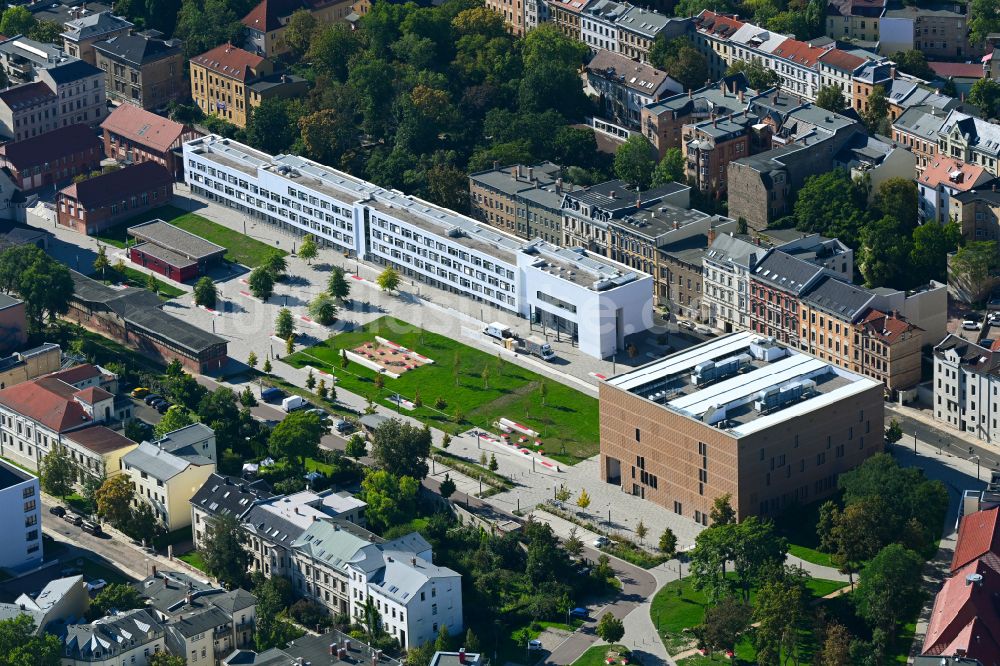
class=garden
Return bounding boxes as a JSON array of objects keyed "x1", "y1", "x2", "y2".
[{"x1": 284, "y1": 316, "x2": 600, "y2": 464}]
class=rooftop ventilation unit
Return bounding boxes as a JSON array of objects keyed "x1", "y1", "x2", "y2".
[
  {"x1": 690, "y1": 353, "x2": 751, "y2": 385},
  {"x1": 754, "y1": 379, "x2": 816, "y2": 414},
  {"x1": 749, "y1": 337, "x2": 786, "y2": 362}
]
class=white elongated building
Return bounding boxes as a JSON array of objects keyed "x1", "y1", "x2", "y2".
[{"x1": 183, "y1": 136, "x2": 654, "y2": 358}]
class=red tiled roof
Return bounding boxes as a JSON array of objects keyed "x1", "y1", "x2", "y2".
[
  {"x1": 929, "y1": 62, "x2": 986, "y2": 80},
  {"x1": 241, "y1": 0, "x2": 306, "y2": 33},
  {"x1": 73, "y1": 386, "x2": 113, "y2": 404},
  {"x1": 818, "y1": 48, "x2": 866, "y2": 72},
  {"x1": 0, "y1": 376, "x2": 91, "y2": 432},
  {"x1": 953, "y1": 507, "x2": 1000, "y2": 572},
  {"x1": 0, "y1": 124, "x2": 101, "y2": 170},
  {"x1": 64, "y1": 425, "x2": 136, "y2": 455},
  {"x1": 190, "y1": 44, "x2": 264, "y2": 82},
  {"x1": 48, "y1": 364, "x2": 102, "y2": 387},
  {"x1": 771, "y1": 39, "x2": 825, "y2": 68},
  {"x1": 58, "y1": 162, "x2": 173, "y2": 209},
  {"x1": 695, "y1": 10, "x2": 745, "y2": 37},
  {"x1": 859, "y1": 309, "x2": 920, "y2": 343},
  {"x1": 922, "y1": 558, "x2": 1000, "y2": 665},
  {"x1": 920, "y1": 158, "x2": 990, "y2": 192},
  {"x1": 100, "y1": 104, "x2": 194, "y2": 154}
]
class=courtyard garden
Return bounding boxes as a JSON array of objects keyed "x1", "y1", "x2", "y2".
[{"x1": 284, "y1": 316, "x2": 600, "y2": 464}]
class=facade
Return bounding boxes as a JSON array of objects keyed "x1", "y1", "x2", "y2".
[
  {"x1": 0, "y1": 294, "x2": 27, "y2": 354},
  {"x1": 853, "y1": 309, "x2": 922, "y2": 392},
  {"x1": 702, "y1": 231, "x2": 760, "y2": 333},
  {"x1": 0, "y1": 37, "x2": 66, "y2": 85},
  {"x1": 0, "y1": 343, "x2": 62, "y2": 391},
  {"x1": 749, "y1": 249, "x2": 828, "y2": 347},
  {"x1": 127, "y1": 219, "x2": 227, "y2": 282},
  {"x1": 7, "y1": 574, "x2": 90, "y2": 632},
  {"x1": 63, "y1": 609, "x2": 166, "y2": 666},
  {"x1": 952, "y1": 187, "x2": 1000, "y2": 245},
  {"x1": 0, "y1": 458, "x2": 41, "y2": 570},
  {"x1": 67, "y1": 271, "x2": 229, "y2": 372},
  {"x1": 62, "y1": 425, "x2": 137, "y2": 485},
  {"x1": 833, "y1": 133, "x2": 917, "y2": 198},
  {"x1": 580, "y1": 0, "x2": 627, "y2": 54},
  {"x1": 547, "y1": 0, "x2": 590, "y2": 40},
  {"x1": 817, "y1": 49, "x2": 867, "y2": 108},
  {"x1": 241, "y1": 0, "x2": 354, "y2": 57},
  {"x1": 101, "y1": 103, "x2": 201, "y2": 181},
  {"x1": 891, "y1": 105, "x2": 946, "y2": 173},
  {"x1": 586, "y1": 50, "x2": 678, "y2": 129},
  {"x1": 56, "y1": 162, "x2": 174, "y2": 235},
  {"x1": 879, "y1": 5, "x2": 970, "y2": 59},
  {"x1": 61, "y1": 11, "x2": 132, "y2": 65},
  {"x1": 184, "y1": 136, "x2": 655, "y2": 359},
  {"x1": 934, "y1": 335, "x2": 1000, "y2": 442},
  {"x1": 917, "y1": 158, "x2": 993, "y2": 224},
  {"x1": 682, "y1": 111, "x2": 756, "y2": 195},
  {"x1": 616, "y1": 8, "x2": 688, "y2": 63},
  {"x1": 0, "y1": 124, "x2": 102, "y2": 193},
  {"x1": 468, "y1": 162, "x2": 574, "y2": 245},
  {"x1": 38, "y1": 59, "x2": 107, "y2": 127},
  {"x1": 658, "y1": 234, "x2": 707, "y2": 321},
  {"x1": 599, "y1": 332, "x2": 885, "y2": 521},
  {"x1": 188, "y1": 44, "x2": 274, "y2": 129},
  {"x1": 0, "y1": 81, "x2": 58, "y2": 143},
  {"x1": 94, "y1": 31, "x2": 185, "y2": 110},
  {"x1": 825, "y1": 0, "x2": 885, "y2": 43},
  {"x1": 122, "y1": 424, "x2": 217, "y2": 530},
  {"x1": 484, "y1": 0, "x2": 525, "y2": 35},
  {"x1": 938, "y1": 110, "x2": 1000, "y2": 177}
]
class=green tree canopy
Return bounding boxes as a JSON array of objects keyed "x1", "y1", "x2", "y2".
[
  {"x1": 202, "y1": 512, "x2": 252, "y2": 589},
  {"x1": 360, "y1": 469, "x2": 419, "y2": 531},
  {"x1": 40, "y1": 446, "x2": 75, "y2": 499},
  {"x1": 950, "y1": 241, "x2": 999, "y2": 304},
  {"x1": 652, "y1": 147, "x2": 685, "y2": 186},
  {"x1": 377, "y1": 267, "x2": 401, "y2": 292},
  {"x1": 650, "y1": 36, "x2": 708, "y2": 91},
  {"x1": 327, "y1": 266, "x2": 351, "y2": 300},
  {"x1": 725, "y1": 59, "x2": 780, "y2": 91},
  {"x1": 89, "y1": 583, "x2": 145, "y2": 620},
  {"x1": 153, "y1": 405, "x2": 197, "y2": 438},
  {"x1": 614, "y1": 135, "x2": 656, "y2": 190},
  {"x1": 891, "y1": 50, "x2": 934, "y2": 80},
  {"x1": 95, "y1": 474, "x2": 135, "y2": 529},
  {"x1": 193, "y1": 276, "x2": 217, "y2": 308},
  {"x1": 248, "y1": 266, "x2": 275, "y2": 301},
  {"x1": 370, "y1": 418, "x2": 432, "y2": 479},
  {"x1": 0, "y1": 246, "x2": 73, "y2": 332},
  {"x1": 0, "y1": 615, "x2": 61, "y2": 666},
  {"x1": 854, "y1": 543, "x2": 925, "y2": 633},
  {"x1": 970, "y1": 78, "x2": 1000, "y2": 119},
  {"x1": 269, "y1": 410, "x2": 324, "y2": 467},
  {"x1": 275, "y1": 307, "x2": 295, "y2": 340},
  {"x1": 815, "y1": 84, "x2": 846, "y2": 112}
]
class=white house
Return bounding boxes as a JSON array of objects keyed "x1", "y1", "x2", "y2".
[
  {"x1": 702, "y1": 232, "x2": 759, "y2": 333},
  {"x1": 62, "y1": 609, "x2": 166, "y2": 666},
  {"x1": 934, "y1": 334, "x2": 1000, "y2": 443},
  {"x1": 917, "y1": 157, "x2": 992, "y2": 224},
  {"x1": 0, "y1": 458, "x2": 41, "y2": 570},
  {"x1": 580, "y1": 0, "x2": 627, "y2": 53}
]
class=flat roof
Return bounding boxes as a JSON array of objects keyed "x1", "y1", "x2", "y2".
[
  {"x1": 128, "y1": 219, "x2": 226, "y2": 261},
  {"x1": 606, "y1": 332, "x2": 880, "y2": 437},
  {"x1": 131, "y1": 241, "x2": 198, "y2": 269},
  {"x1": 0, "y1": 457, "x2": 34, "y2": 490}
]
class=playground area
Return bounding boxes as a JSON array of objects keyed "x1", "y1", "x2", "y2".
[{"x1": 345, "y1": 336, "x2": 435, "y2": 378}]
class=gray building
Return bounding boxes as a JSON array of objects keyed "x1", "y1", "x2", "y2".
[
  {"x1": 468, "y1": 162, "x2": 576, "y2": 244},
  {"x1": 94, "y1": 31, "x2": 184, "y2": 110},
  {"x1": 63, "y1": 609, "x2": 166, "y2": 666},
  {"x1": 61, "y1": 11, "x2": 133, "y2": 65},
  {"x1": 616, "y1": 7, "x2": 688, "y2": 63},
  {"x1": 702, "y1": 230, "x2": 760, "y2": 332}
]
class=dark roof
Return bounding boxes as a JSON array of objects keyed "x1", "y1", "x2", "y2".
[
  {"x1": 169, "y1": 606, "x2": 231, "y2": 637},
  {"x1": 0, "y1": 82, "x2": 56, "y2": 111},
  {"x1": 124, "y1": 306, "x2": 227, "y2": 354},
  {"x1": 128, "y1": 219, "x2": 226, "y2": 261},
  {"x1": 43, "y1": 59, "x2": 102, "y2": 85},
  {"x1": 191, "y1": 473, "x2": 272, "y2": 519},
  {"x1": 564, "y1": 179, "x2": 687, "y2": 213},
  {"x1": 0, "y1": 124, "x2": 100, "y2": 169},
  {"x1": 59, "y1": 162, "x2": 172, "y2": 208},
  {"x1": 64, "y1": 425, "x2": 136, "y2": 455},
  {"x1": 93, "y1": 32, "x2": 181, "y2": 66},
  {"x1": 751, "y1": 249, "x2": 827, "y2": 294},
  {"x1": 801, "y1": 275, "x2": 874, "y2": 322},
  {"x1": 243, "y1": 503, "x2": 307, "y2": 545}
]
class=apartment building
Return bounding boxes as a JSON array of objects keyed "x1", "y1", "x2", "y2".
[
  {"x1": 683, "y1": 111, "x2": 756, "y2": 194},
  {"x1": 852, "y1": 58, "x2": 894, "y2": 115},
  {"x1": 184, "y1": 136, "x2": 654, "y2": 359},
  {"x1": 241, "y1": 0, "x2": 354, "y2": 57},
  {"x1": 56, "y1": 161, "x2": 174, "y2": 235},
  {"x1": 825, "y1": 0, "x2": 885, "y2": 43},
  {"x1": 101, "y1": 104, "x2": 201, "y2": 180},
  {"x1": 616, "y1": 8, "x2": 688, "y2": 63},
  {"x1": 0, "y1": 124, "x2": 102, "y2": 193},
  {"x1": 61, "y1": 11, "x2": 132, "y2": 65},
  {"x1": 290, "y1": 519, "x2": 372, "y2": 616},
  {"x1": 880, "y1": 4, "x2": 970, "y2": 60},
  {"x1": 833, "y1": 133, "x2": 917, "y2": 196},
  {"x1": 189, "y1": 44, "x2": 275, "y2": 129},
  {"x1": 6, "y1": 574, "x2": 90, "y2": 630},
  {"x1": 190, "y1": 473, "x2": 273, "y2": 548},
  {"x1": 0, "y1": 458, "x2": 41, "y2": 570},
  {"x1": 934, "y1": 335, "x2": 1000, "y2": 442},
  {"x1": 952, "y1": 186, "x2": 1000, "y2": 245},
  {"x1": 586, "y1": 50, "x2": 678, "y2": 129},
  {"x1": 658, "y1": 233, "x2": 709, "y2": 320},
  {"x1": 524, "y1": 0, "x2": 548, "y2": 32},
  {"x1": 62, "y1": 425, "x2": 137, "y2": 484},
  {"x1": 768, "y1": 39, "x2": 825, "y2": 101},
  {"x1": 484, "y1": 0, "x2": 525, "y2": 35},
  {"x1": 95, "y1": 31, "x2": 185, "y2": 110},
  {"x1": 547, "y1": 0, "x2": 591, "y2": 40},
  {"x1": 63, "y1": 609, "x2": 166, "y2": 666},
  {"x1": 749, "y1": 249, "x2": 827, "y2": 347},
  {"x1": 600, "y1": 332, "x2": 884, "y2": 521},
  {"x1": 918, "y1": 158, "x2": 993, "y2": 224},
  {"x1": 39, "y1": 58, "x2": 106, "y2": 127},
  {"x1": 0, "y1": 37, "x2": 66, "y2": 84},
  {"x1": 0, "y1": 82, "x2": 57, "y2": 143},
  {"x1": 468, "y1": 162, "x2": 574, "y2": 245},
  {"x1": 853, "y1": 309, "x2": 922, "y2": 392},
  {"x1": 939, "y1": 110, "x2": 1000, "y2": 177},
  {"x1": 122, "y1": 423, "x2": 217, "y2": 530},
  {"x1": 892, "y1": 105, "x2": 946, "y2": 173},
  {"x1": 580, "y1": 0, "x2": 627, "y2": 53},
  {"x1": 702, "y1": 231, "x2": 760, "y2": 332},
  {"x1": 817, "y1": 49, "x2": 866, "y2": 107}
]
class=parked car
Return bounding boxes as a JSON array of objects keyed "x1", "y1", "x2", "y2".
[
  {"x1": 592, "y1": 536, "x2": 609, "y2": 548},
  {"x1": 261, "y1": 387, "x2": 283, "y2": 403},
  {"x1": 528, "y1": 640, "x2": 543, "y2": 651},
  {"x1": 307, "y1": 408, "x2": 330, "y2": 422},
  {"x1": 334, "y1": 420, "x2": 353, "y2": 434},
  {"x1": 62, "y1": 512, "x2": 83, "y2": 526},
  {"x1": 678, "y1": 320, "x2": 694, "y2": 330},
  {"x1": 86, "y1": 579, "x2": 107, "y2": 592},
  {"x1": 144, "y1": 394, "x2": 163, "y2": 405},
  {"x1": 81, "y1": 521, "x2": 103, "y2": 536},
  {"x1": 963, "y1": 319, "x2": 982, "y2": 330},
  {"x1": 155, "y1": 401, "x2": 170, "y2": 414},
  {"x1": 49, "y1": 505, "x2": 66, "y2": 517},
  {"x1": 570, "y1": 607, "x2": 588, "y2": 619},
  {"x1": 131, "y1": 387, "x2": 150, "y2": 399},
  {"x1": 694, "y1": 324, "x2": 713, "y2": 335}
]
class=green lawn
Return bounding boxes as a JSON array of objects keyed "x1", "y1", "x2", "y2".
[
  {"x1": 774, "y1": 500, "x2": 837, "y2": 568},
  {"x1": 285, "y1": 317, "x2": 600, "y2": 463},
  {"x1": 89, "y1": 266, "x2": 185, "y2": 299},
  {"x1": 179, "y1": 550, "x2": 207, "y2": 572},
  {"x1": 572, "y1": 645, "x2": 629, "y2": 666},
  {"x1": 93, "y1": 204, "x2": 285, "y2": 268}
]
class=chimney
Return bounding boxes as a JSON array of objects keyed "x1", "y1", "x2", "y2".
[
  {"x1": 459, "y1": 649, "x2": 466, "y2": 664},
  {"x1": 609, "y1": 190, "x2": 617, "y2": 199},
  {"x1": 708, "y1": 227, "x2": 716, "y2": 245},
  {"x1": 673, "y1": 220, "x2": 680, "y2": 230},
  {"x1": 528, "y1": 167, "x2": 534, "y2": 181},
  {"x1": 555, "y1": 177, "x2": 563, "y2": 193},
  {"x1": 411, "y1": 557, "x2": 417, "y2": 565},
  {"x1": 329, "y1": 644, "x2": 336, "y2": 656},
  {"x1": 185, "y1": 593, "x2": 193, "y2": 605},
  {"x1": 493, "y1": 160, "x2": 499, "y2": 170},
  {"x1": 719, "y1": 80, "x2": 726, "y2": 94},
  {"x1": 510, "y1": 166, "x2": 518, "y2": 179},
  {"x1": 688, "y1": 88, "x2": 693, "y2": 99},
  {"x1": 738, "y1": 89, "x2": 744, "y2": 103},
  {"x1": 151, "y1": 565, "x2": 157, "y2": 577}
]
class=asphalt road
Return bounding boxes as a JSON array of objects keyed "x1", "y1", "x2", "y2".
[{"x1": 889, "y1": 408, "x2": 999, "y2": 480}]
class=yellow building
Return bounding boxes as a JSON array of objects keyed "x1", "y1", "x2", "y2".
[{"x1": 189, "y1": 44, "x2": 273, "y2": 128}]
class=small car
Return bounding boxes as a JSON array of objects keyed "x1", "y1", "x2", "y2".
[
  {"x1": 592, "y1": 536, "x2": 610, "y2": 548},
  {"x1": 528, "y1": 640, "x2": 543, "y2": 651},
  {"x1": 334, "y1": 420, "x2": 353, "y2": 434},
  {"x1": 307, "y1": 408, "x2": 330, "y2": 422},
  {"x1": 82, "y1": 521, "x2": 103, "y2": 536},
  {"x1": 155, "y1": 401, "x2": 170, "y2": 414},
  {"x1": 49, "y1": 505, "x2": 66, "y2": 517},
  {"x1": 144, "y1": 394, "x2": 163, "y2": 405},
  {"x1": 86, "y1": 579, "x2": 107, "y2": 592},
  {"x1": 62, "y1": 512, "x2": 83, "y2": 526},
  {"x1": 570, "y1": 607, "x2": 588, "y2": 619},
  {"x1": 131, "y1": 387, "x2": 150, "y2": 399},
  {"x1": 963, "y1": 320, "x2": 982, "y2": 330},
  {"x1": 678, "y1": 320, "x2": 694, "y2": 330}
]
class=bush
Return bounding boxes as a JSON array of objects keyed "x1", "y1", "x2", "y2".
[{"x1": 290, "y1": 599, "x2": 332, "y2": 630}]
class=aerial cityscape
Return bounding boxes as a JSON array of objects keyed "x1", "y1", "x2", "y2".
[{"x1": 0, "y1": 0, "x2": 993, "y2": 664}]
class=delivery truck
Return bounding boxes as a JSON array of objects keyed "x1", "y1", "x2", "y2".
[
  {"x1": 281, "y1": 395, "x2": 307, "y2": 412},
  {"x1": 518, "y1": 336, "x2": 555, "y2": 361}
]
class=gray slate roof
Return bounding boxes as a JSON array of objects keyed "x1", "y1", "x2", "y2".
[
  {"x1": 292, "y1": 519, "x2": 374, "y2": 572},
  {"x1": 149, "y1": 422, "x2": 215, "y2": 455},
  {"x1": 122, "y1": 440, "x2": 212, "y2": 482},
  {"x1": 168, "y1": 606, "x2": 231, "y2": 637},
  {"x1": 941, "y1": 110, "x2": 1000, "y2": 158},
  {"x1": 892, "y1": 105, "x2": 948, "y2": 142},
  {"x1": 64, "y1": 609, "x2": 163, "y2": 660},
  {"x1": 801, "y1": 275, "x2": 874, "y2": 321},
  {"x1": 751, "y1": 249, "x2": 826, "y2": 294},
  {"x1": 190, "y1": 473, "x2": 272, "y2": 519},
  {"x1": 93, "y1": 33, "x2": 181, "y2": 66},
  {"x1": 704, "y1": 232, "x2": 760, "y2": 269},
  {"x1": 44, "y1": 59, "x2": 102, "y2": 85},
  {"x1": 62, "y1": 11, "x2": 132, "y2": 41}
]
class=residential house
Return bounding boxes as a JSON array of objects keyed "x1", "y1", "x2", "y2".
[
  {"x1": 223, "y1": 630, "x2": 401, "y2": 666},
  {"x1": 748, "y1": 249, "x2": 828, "y2": 346},
  {"x1": 0, "y1": 82, "x2": 58, "y2": 143},
  {"x1": 825, "y1": 0, "x2": 886, "y2": 44},
  {"x1": 101, "y1": 103, "x2": 201, "y2": 180},
  {"x1": 586, "y1": 50, "x2": 679, "y2": 129},
  {"x1": 879, "y1": 4, "x2": 970, "y2": 60},
  {"x1": 852, "y1": 57, "x2": 894, "y2": 115},
  {"x1": 682, "y1": 110, "x2": 756, "y2": 195},
  {"x1": 853, "y1": 308, "x2": 923, "y2": 392},
  {"x1": 817, "y1": 48, "x2": 867, "y2": 107},
  {"x1": 691, "y1": 11, "x2": 749, "y2": 79},
  {"x1": 63, "y1": 609, "x2": 167, "y2": 666},
  {"x1": 767, "y1": 39, "x2": 826, "y2": 102},
  {"x1": 62, "y1": 425, "x2": 137, "y2": 485},
  {"x1": 891, "y1": 104, "x2": 947, "y2": 173},
  {"x1": 0, "y1": 458, "x2": 41, "y2": 570},
  {"x1": 138, "y1": 570, "x2": 256, "y2": 665},
  {"x1": 121, "y1": 423, "x2": 217, "y2": 530},
  {"x1": 94, "y1": 31, "x2": 185, "y2": 110},
  {"x1": 702, "y1": 230, "x2": 760, "y2": 332},
  {"x1": 38, "y1": 58, "x2": 107, "y2": 127},
  {"x1": 61, "y1": 11, "x2": 132, "y2": 65},
  {"x1": 0, "y1": 294, "x2": 27, "y2": 354},
  {"x1": 884, "y1": 78, "x2": 960, "y2": 120},
  {"x1": 832, "y1": 132, "x2": 917, "y2": 196},
  {"x1": 616, "y1": 8, "x2": 688, "y2": 63},
  {"x1": 0, "y1": 37, "x2": 66, "y2": 85},
  {"x1": 190, "y1": 473, "x2": 272, "y2": 549},
  {"x1": 0, "y1": 124, "x2": 102, "y2": 193},
  {"x1": 468, "y1": 162, "x2": 578, "y2": 245},
  {"x1": 56, "y1": 162, "x2": 173, "y2": 235},
  {"x1": 658, "y1": 233, "x2": 709, "y2": 321},
  {"x1": 188, "y1": 44, "x2": 274, "y2": 129},
  {"x1": 246, "y1": 72, "x2": 308, "y2": 109},
  {"x1": 580, "y1": 0, "x2": 627, "y2": 54},
  {"x1": 952, "y1": 186, "x2": 1000, "y2": 245},
  {"x1": 523, "y1": 0, "x2": 548, "y2": 32},
  {"x1": 66, "y1": 271, "x2": 229, "y2": 373},
  {"x1": 484, "y1": 0, "x2": 525, "y2": 35},
  {"x1": 917, "y1": 158, "x2": 993, "y2": 224},
  {"x1": 771, "y1": 231, "x2": 854, "y2": 281},
  {"x1": 290, "y1": 519, "x2": 374, "y2": 617},
  {"x1": 241, "y1": 0, "x2": 354, "y2": 58},
  {"x1": 938, "y1": 110, "x2": 1000, "y2": 177},
  {"x1": 546, "y1": 0, "x2": 591, "y2": 41}
]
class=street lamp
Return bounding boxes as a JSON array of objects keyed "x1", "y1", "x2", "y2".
[{"x1": 972, "y1": 454, "x2": 982, "y2": 481}]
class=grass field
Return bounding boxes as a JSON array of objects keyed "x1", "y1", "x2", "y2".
[
  {"x1": 94, "y1": 205, "x2": 285, "y2": 268},
  {"x1": 284, "y1": 317, "x2": 600, "y2": 463},
  {"x1": 179, "y1": 550, "x2": 207, "y2": 572},
  {"x1": 88, "y1": 266, "x2": 185, "y2": 299},
  {"x1": 571, "y1": 644, "x2": 629, "y2": 666}
]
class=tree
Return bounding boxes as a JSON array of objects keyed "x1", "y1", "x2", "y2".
[
  {"x1": 596, "y1": 612, "x2": 625, "y2": 643},
  {"x1": 262, "y1": 358, "x2": 272, "y2": 373},
  {"x1": 316, "y1": 379, "x2": 328, "y2": 399},
  {"x1": 269, "y1": 410, "x2": 324, "y2": 467},
  {"x1": 650, "y1": 36, "x2": 707, "y2": 91},
  {"x1": 253, "y1": 575, "x2": 296, "y2": 650},
  {"x1": 93, "y1": 244, "x2": 110, "y2": 279},
  {"x1": 858, "y1": 215, "x2": 912, "y2": 288},
  {"x1": 95, "y1": 474, "x2": 135, "y2": 528},
  {"x1": 147, "y1": 654, "x2": 186, "y2": 666},
  {"x1": 286, "y1": 335, "x2": 295, "y2": 355},
  {"x1": 306, "y1": 368, "x2": 316, "y2": 390},
  {"x1": 360, "y1": 469, "x2": 419, "y2": 531},
  {"x1": 194, "y1": 276, "x2": 217, "y2": 308},
  {"x1": 565, "y1": 527, "x2": 584, "y2": 557},
  {"x1": 439, "y1": 473, "x2": 456, "y2": 498},
  {"x1": 298, "y1": 234, "x2": 318, "y2": 264},
  {"x1": 247, "y1": 351, "x2": 258, "y2": 369},
  {"x1": 153, "y1": 405, "x2": 196, "y2": 438},
  {"x1": 614, "y1": 135, "x2": 656, "y2": 190},
  {"x1": 248, "y1": 266, "x2": 275, "y2": 301},
  {"x1": 659, "y1": 528, "x2": 677, "y2": 557},
  {"x1": 891, "y1": 50, "x2": 934, "y2": 80},
  {"x1": 635, "y1": 520, "x2": 648, "y2": 544},
  {"x1": 652, "y1": 147, "x2": 685, "y2": 186},
  {"x1": 39, "y1": 446, "x2": 74, "y2": 499},
  {"x1": 328, "y1": 267, "x2": 351, "y2": 300},
  {"x1": 201, "y1": 512, "x2": 252, "y2": 590},
  {"x1": 283, "y1": 9, "x2": 317, "y2": 58},
  {"x1": 341, "y1": 349, "x2": 350, "y2": 369},
  {"x1": 825, "y1": 500, "x2": 888, "y2": 586},
  {"x1": 440, "y1": 432, "x2": 450, "y2": 449},
  {"x1": 815, "y1": 84, "x2": 846, "y2": 112},
  {"x1": 709, "y1": 494, "x2": 736, "y2": 526},
  {"x1": 951, "y1": 241, "x2": 999, "y2": 304},
  {"x1": 726, "y1": 59, "x2": 780, "y2": 90},
  {"x1": 885, "y1": 418, "x2": 903, "y2": 445},
  {"x1": 0, "y1": 246, "x2": 73, "y2": 332},
  {"x1": 146, "y1": 272, "x2": 158, "y2": 293},
  {"x1": 576, "y1": 488, "x2": 591, "y2": 511},
  {"x1": 555, "y1": 484, "x2": 571, "y2": 502},
  {"x1": 873, "y1": 178, "x2": 919, "y2": 235},
  {"x1": 275, "y1": 308, "x2": 295, "y2": 340},
  {"x1": 854, "y1": 543, "x2": 925, "y2": 634},
  {"x1": 0, "y1": 7, "x2": 36, "y2": 37},
  {"x1": 488, "y1": 453, "x2": 498, "y2": 471},
  {"x1": 308, "y1": 23, "x2": 364, "y2": 82},
  {"x1": 862, "y1": 85, "x2": 890, "y2": 135},
  {"x1": 0, "y1": 615, "x2": 62, "y2": 666},
  {"x1": 910, "y1": 221, "x2": 961, "y2": 285},
  {"x1": 752, "y1": 574, "x2": 807, "y2": 666},
  {"x1": 245, "y1": 99, "x2": 300, "y2": 155},
  {"x1": 345, "y1": 433, "x2": 367, "y2": 459},
  {"x1": 377, "y1": 266, "x2": 401, "y2": 292},
  {"x1": 970, "y1": 0, "x2": 1000, "y2": 46},
  {"x1": 240, "y1": 386, "x2": 258, "y2": 407},
  {"x1": 89, "y1": 583, "x2": 145, "y2": 619},
  {"x1": 699, "y1": 596, "x2": 750, "y2": 657},
  {"x1": 792, "y1": 168, "x2": 868, "y2": 245},
  {"x1": 264, "y1": 251, "x2": 288, "y2": 279},
  {"x1": 819, "y1": 623, "x2": 853, "y2": 666},
  {"x1": 308, "y1": 293, "x2": 338, "y2": 325},
  {"x1": 370, "y1": 418, "x2": 432, "y2": 479},
  {"x1": 690, "y1": 518, "x2": 787, "y2": 602},
  {"x1": 81, "y1": 472, "x2": 105, "y2": 510},
  {"x1": 971, "y1": 78, "x2": 1000, "y2": 120}
]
